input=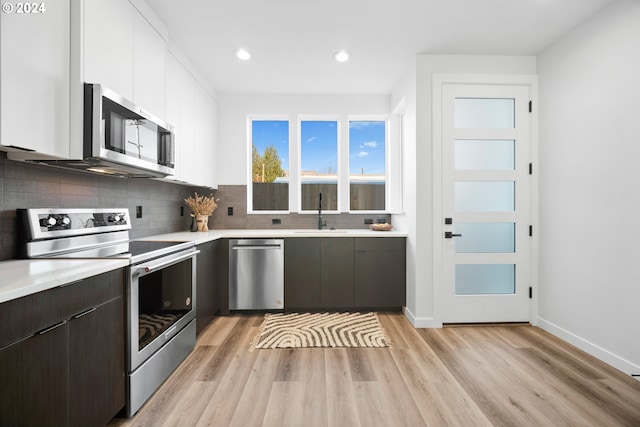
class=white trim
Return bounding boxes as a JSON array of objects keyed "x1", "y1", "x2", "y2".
[
  {"x1": 432, "y1": 73, "x2": 539, "y2": 326},
  {"x1": 347, "y1": 115, "x2": 390, "y2": 213},
  {"x1": 246, "y1": 115, "x2": 292, "y2": 214},
  {"x1": 537, "y1": 317, "x2": 640, "y2": 376},
  {"x1": 297, "y1": 115, "x2": 341, "y2": 213},
  {"x1": 403, "y1": 306, "x2": 442, "y2": 328}
]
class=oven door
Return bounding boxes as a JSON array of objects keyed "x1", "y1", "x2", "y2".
[{"x1": 127, "y1": 248, "x2": 198, "y2": 371}]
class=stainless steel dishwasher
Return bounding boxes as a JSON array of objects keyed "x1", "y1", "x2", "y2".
[{"x1": 229, "y1": 239, "x2": 284, "y2": 310}]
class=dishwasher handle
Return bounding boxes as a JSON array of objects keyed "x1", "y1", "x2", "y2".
[{"x1": 232, "y1": 244, "x2": 282, "y2": 250}]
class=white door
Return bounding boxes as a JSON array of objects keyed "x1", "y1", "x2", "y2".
[{"x1": 441, "y1": 83, "x2": 532, "y2": 323}]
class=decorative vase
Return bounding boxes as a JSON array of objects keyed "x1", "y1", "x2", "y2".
[
  {"x1": 190, "y1": 216, "x2": 198, "y2": 232},
  {"x1": 195, "y1": 214, "x2": 209, "y2": 231}
]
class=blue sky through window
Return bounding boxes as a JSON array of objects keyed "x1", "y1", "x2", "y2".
[
  {"x1": 301, "y1": 121, "x2": 337, "y2": 174},
  {"x1": 252, "y1": 119, "x2": 385, "y2": 176},
  {"x1": 252, "y1": 120, "x2": 289, "y2": 170},
  {"x1": 349, "y1": 121, "x2": 385, "y2": 175}
]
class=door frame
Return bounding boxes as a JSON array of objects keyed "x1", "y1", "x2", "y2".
[{"x1": 432, "y1": 73, "x2": 539, "y2": 326}]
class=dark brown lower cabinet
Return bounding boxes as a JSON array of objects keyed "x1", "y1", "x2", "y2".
[
  {"x1": 0, "y1": 269, "x2": 125, "y2": 427},
  {"x1": 196, "y1": 240, "x2": 221, "y2": 335},
  {"x1": 284, "y1": 237, "x2": 405, "y2": 310},
  {"x1": 68, "y1": 297, "x2": 124, "y2": 427},
  {"x1": 284, "y1": 238, "x2": 321, "y2": 308},
  {"x1": 0, "y1": 321, "x2": 68, "y2": 427},
  {"x1": 354, "y1": 237, "x2": 406, "y2": 307},
  {"x1": 320, "y1": 238, "x2": 354, "y2": 307}
]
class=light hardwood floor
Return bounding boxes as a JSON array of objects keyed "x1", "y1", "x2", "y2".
[{"x1": 109, "y1": 313, "x2": 640, "y2": 427}]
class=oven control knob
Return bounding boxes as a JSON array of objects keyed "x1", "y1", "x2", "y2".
[
  {"x1": 113, "y1": 214, "x2": 121, "y2": 222},
  {"x1": 47, "y1": 217, "x2": 56, "y2": 226},
  {"x1": 61, "y1": 217, "x2": 71, "y2": 225}
]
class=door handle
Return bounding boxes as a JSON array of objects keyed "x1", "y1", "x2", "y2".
[{"x1": 444, "y1": 231, "x2": 462, "y2": 239}]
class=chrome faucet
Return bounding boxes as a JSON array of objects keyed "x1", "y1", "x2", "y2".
[{"x1": 317, "y1": 192, "x2": 327, "y2": 230}]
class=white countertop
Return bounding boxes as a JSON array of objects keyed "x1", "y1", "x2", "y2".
[
  {"x1": 140, "y1": 228, "x2": 407, "y2": 245},
  {"x1": 0, "y1": 258, "x2": 129, "y2": 304},
  {"x1": 0, "y1": 228, "x2": 406, "y2": 304}
]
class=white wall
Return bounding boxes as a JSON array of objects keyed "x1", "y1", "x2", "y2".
[
  {"x1": 392, "y1": 55, "x2": 537, "y2": 327},
  {"x1": 217, "y1": 93, "x2": 390, "y2": 187},
  {"x1": 390, "y1": 60, "x2": 417, "y2": 319},
  {"x1": 537, "y1": 0, "x2": 640, "y2": 374}
]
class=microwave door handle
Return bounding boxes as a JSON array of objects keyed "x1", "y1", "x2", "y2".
[{"x1": 135, "y1": 250, "x2": 200, "y2": 274}]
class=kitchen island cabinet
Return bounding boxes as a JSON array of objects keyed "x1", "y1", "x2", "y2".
[{"x1": 0, "y1": 269, "x2": 125, "y2": 427}]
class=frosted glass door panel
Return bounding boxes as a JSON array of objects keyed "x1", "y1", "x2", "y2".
[
  {"x1": 455, "y1": 223, "x2": 515, "y2": 253},
  {"x1": 455, "y1": 182, "x2": 514, "y2": 212},
  {"x1": 455, "y1": 98, "x2": 514, "y2": 129},
  {"x1": 455, "y1": 264, "x2": 515, "y2": 295},
  {"x1": 455, "y1": 140, "x2": 515, "y2": 170}
]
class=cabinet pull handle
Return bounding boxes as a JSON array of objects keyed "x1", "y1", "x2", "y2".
[
  {"x1": 73, "y1": 307, "x2": 97, "y2": 319},
  {"x1": 38, "y1": 320, "x2": 67, "y2": 335},
  {"x1": 59, "y1": 279, "x2": 83, "y2": 288}
]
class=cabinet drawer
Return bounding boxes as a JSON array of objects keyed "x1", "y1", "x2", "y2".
[
  {"x1": 0, "y1": 269, "x2": 124, "y2": 348},
  {"x1": 355, "y1": 237, "x2": 405, "y2": 252}
]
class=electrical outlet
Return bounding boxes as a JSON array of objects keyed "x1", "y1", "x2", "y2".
[
  {"x1": 136, "y1": 206, "x2": 143, "y2": 218},
  {"x1": 376, "y1": 218, "x2": 386, "y2": 224},
  {"x1": 364, "y1": 218, "x2": 373, "y2": 225},
  {"x1": 272, "y1": 218, "x2": 282, "y2": 225},
  {"x1": 180, "y1": 206, "x2": 184, "y2": 216},
  {"x1": 227, "y1": 207, "x2": 233, "y2": 216}
]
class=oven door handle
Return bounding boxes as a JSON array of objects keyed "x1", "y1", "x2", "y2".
[{"x1": 135, "y1": 249, "x2": 200, "y2": 274}]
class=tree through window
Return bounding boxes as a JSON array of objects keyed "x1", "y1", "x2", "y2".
[{"x1": 251, "y1": 120, "x2": 289, "y2": 211}]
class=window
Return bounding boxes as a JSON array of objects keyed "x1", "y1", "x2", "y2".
[
  {"x1": 300, "y1": 120, "x2": 338, "y2": 211},
  {"x1": 349, "y1": 120, "x2": 386, "y2": 210},
  {"x1": 248, "y1": 116, "x2": 391, "y2": 213},
  {"x1": 250, "y1": 120, "x2": 289, "y2": 211}
]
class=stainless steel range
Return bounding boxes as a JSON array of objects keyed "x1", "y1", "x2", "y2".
[{"x1": 17, "y1": 208, "x2": 198, "y2": 417}]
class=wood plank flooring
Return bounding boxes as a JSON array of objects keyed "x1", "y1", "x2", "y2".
[{"x1": 108, "y1": 313, "x2": 640, "y2": 427}]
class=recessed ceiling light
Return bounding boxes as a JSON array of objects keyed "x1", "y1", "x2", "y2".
[
  {"x1": 235, "y1": 48, "x2": 251, "y2": 61},
  {"x1": 334, "y1": 50, "x2": 350, "y2": 63}
]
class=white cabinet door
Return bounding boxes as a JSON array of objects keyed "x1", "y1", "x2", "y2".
[
  {"x1": 194, "y1": 89, "x2": 217, "y2": 188},
  {"x1": 179, "y1": 67, "x2": 198, "y2": 185},
  {"x1": 1, "y1": 0, "x2": 70, "y2": 157},
  {"x1": 133, "y1": 10, "x2": 166, "y2": 120},
  {"x1": 165, "y1": 52, "x2": 182, "y2": 181},
  {"x1": 83, "y1": 0, "x2": 134, "y2": 101}
]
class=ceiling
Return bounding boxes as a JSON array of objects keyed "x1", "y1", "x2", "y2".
[{"x1": 146, "y1": 0, "x2": 613, "y2": 95}]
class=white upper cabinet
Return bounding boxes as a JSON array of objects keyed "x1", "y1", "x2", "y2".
[
  {"x1": 132, "y1": 10, "x2": 166, "y2": 120},
  {"x1": 83, "y1": 0, "x2": 166, "y2": 120},
  {"x1": 178, "y1": 65, "x2": 199, "y2": 185},
  {"x1": 1, "y1": 0, "x2": 214, "y2": 185},
  {"x1": 83, "y1": 0, "x2": 134, "y2": 101},
  {"x1": 0, "y1": 0, "x2": 71, "y2": 157},
  {"x1": 165, "y1": 50, "x2": 218, "y2": 188},
  {"x1": 195, "y1": 89, "x2": 218, "y2": 188}
]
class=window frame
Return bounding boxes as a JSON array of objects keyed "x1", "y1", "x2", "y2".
[
  {"x1": 247, "y1": 115, "x2": 292, "y2": 214},
  {"x1": 247, "y1": 114, "x2": 392, "y2": 215},
  {"x1": 347, "y1": 115, "x2": 389, "y2": 213},
  {"x1": 297, "y1": 115, "x2": 341, "y2": 214}
]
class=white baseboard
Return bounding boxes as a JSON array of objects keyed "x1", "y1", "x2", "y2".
[
  {"x1": 537, "y1": 317, "x2": 640, "y2": 376},
  {"x1": 402, "y1": 307, "x2": 442, "y2": 328}
]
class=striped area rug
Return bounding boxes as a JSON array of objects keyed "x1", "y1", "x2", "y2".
[{"x1": 251, "y1": 312, "x2": 390, "y2": 350}]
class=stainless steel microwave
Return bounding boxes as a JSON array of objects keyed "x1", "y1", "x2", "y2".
[
  {"x1": 82, "y1": 83, "x2": 175, "y2": 177},
  {"x1": 8, "y1": 84, "x2": 175, "y2": 178}
]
